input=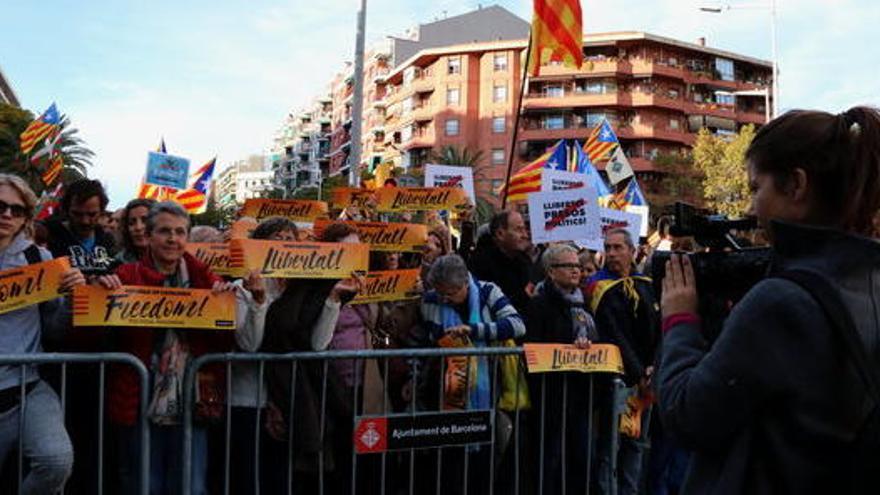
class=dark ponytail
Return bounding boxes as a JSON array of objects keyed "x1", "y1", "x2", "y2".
[{"x1": 746, "y1": 105, "x2": 880, "y2": 235}]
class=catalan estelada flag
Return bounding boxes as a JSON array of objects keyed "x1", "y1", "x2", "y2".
[
  {"x1": 41, "y1": 156, "x2": 64, "y2": 186},
  {"x1": 584, "y1": 118, "x2": 620, "y2": 164},
  {"x1": 175, "y1": 158, "x2": 216, "y2": 214},
  {"x1": 20, "y1": 104, "x2": 61, "y2": 155},
  {"x1": 610, "y1": 177, "x2": 648, "y2": 210},
  {"x1": 501, "y1": 140, "x2": 568, "y2": 203},
  {"x1": 35, "y1": 183, "x2": 64, "y2": 221},
  {"x1": 528, "y1": 0, "x2": 584, "y2": 76}
]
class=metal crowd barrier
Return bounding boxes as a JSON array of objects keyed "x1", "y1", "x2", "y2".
[
  {"x1": 181, "y1": 348, "x2": 628, "y2": 495},
  {"x1": 0, "y1": 352, "x2": 150, "y2": 495}
]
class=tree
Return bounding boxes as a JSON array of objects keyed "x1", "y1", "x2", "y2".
[
  {"x1": 0, "y1": 102, "x2": 94, "y2": 194},
  {"x1": 429, "y1": 145, "x2": 487, "y2": 178},
  {"x1": 653, "y1": 152, "x2": 705, "y2": 209},
  {"x1": 692, "y1": 125, "x2": 755, "y2": 217}
]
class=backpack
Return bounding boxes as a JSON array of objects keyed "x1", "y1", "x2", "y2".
[{"x1": 776, "y1": 270, "x2": 880, "y2": 490}]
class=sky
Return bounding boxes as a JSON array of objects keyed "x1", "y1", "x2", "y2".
[{"x1": 2, "y1": 0, "x2": 878, "y2": 207}]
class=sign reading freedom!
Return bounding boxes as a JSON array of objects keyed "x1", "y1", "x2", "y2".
[
  {"x1": 375, "y1": 187, "x2": 470, "y2": 212},
  {"x1": 229, "y1": 239, "x2": 369, "y2": 278},
  {"x1": 0, "y1": 257, "x2": 70, "y2": 316},
  {"x1": 72, "y1": 285, "x2": 236, "y2": 330},
  {"x1": 313, "y1": 220, "x2": 427, "y2": 253},
  {"x1": 351, "y1": 269, "x2": 421, "y2": 304},
  {"x1": 240, "y1": 199, "x2": 329, "y2": 222},
  {"x1": 523, "y1": 343, "x2": 625, "y2": 374}
]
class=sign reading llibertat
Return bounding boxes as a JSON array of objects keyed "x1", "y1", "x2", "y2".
[
  {"x1": 375, "y1": 187, "x2": 470, "y2": 212},
  {"x1": 229, "y1": 239, "x2": 369, "y2": 279},
  {"x1": 313, "y1": 220, "x2": 428, "y2": 253},
  {"x1": 240, "y1": 199, "x2": 329, "y2": 222}
]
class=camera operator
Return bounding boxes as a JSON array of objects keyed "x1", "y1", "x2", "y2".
[{"x1": 657, "y1": 106, "x2": 880, "y2": 494}]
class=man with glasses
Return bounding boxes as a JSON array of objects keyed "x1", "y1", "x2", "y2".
[
  {"x1": 586, "y1": 228, "x2": 660, "y2": 495},
  {"x1": 44, "y1": 179, "x2": 116, "y2": 277}
]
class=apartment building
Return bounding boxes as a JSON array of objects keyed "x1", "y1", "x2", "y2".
[
  {"x1": 215, "y1": 155, "x2": 273, "y2": 207},
  {"x1": 273, "y1": 96, "x2": 333, "y2": 196},
  {"x1": 380, "y1": 30, "x2": 772, "y2": 200}
]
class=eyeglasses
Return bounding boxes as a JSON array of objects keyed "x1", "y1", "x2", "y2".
[
  {"x1": 551, "y1": 263, "x2": 582, "y2": 271},
  {"x1": 0, "y1": 200, "x2": 29, "y2": 219}
]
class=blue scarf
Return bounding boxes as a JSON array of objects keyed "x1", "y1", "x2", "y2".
[{"x1": 439, "y1": 274, "x2": 490, "y2": 410}]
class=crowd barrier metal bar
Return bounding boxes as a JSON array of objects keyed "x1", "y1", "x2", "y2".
[
  {"x1": 181, "y1": 348, "x2": 627, "y2": 495},
  {"x1": 0, "y1": 353, "x2": 150, "y2": 495}
]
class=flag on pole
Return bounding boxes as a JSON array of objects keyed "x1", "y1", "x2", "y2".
[
  {"x1": 20, "y1": 104, "x2": 61, "y2": 154},
  {"x1": 28, "y1": 127, "x2": 62, "y2": 167},
  {"x1": 605, "y1": 146, "x2": 635, "y2": 185},
  {"x1": 175, "y1": 158, "x2": 216, "y2": 214},
  {"x1": 501, "y1": 140, "x2": 568, "y2": 202},
  {"x1": 583, "y1": 118, "x2": 620, "y2": 164},
  {"x1": 573, "y1": 142, "x2": 612, "y2": 197},
  {"x1": 35, "y1": 183, "x2": 64, "y2": 220},
  {"x1": 157, "y1": 138, "x2": 167, "y2": 154},
  {"x1": 41, "y1": 156, "x2": 64, "y2": 186},
  {"x1": 528, "y1": 0, "x2": 584, "y2": 76},
  {"x1": 611, "y1": 177, "x2": 648, "y2": 210}
]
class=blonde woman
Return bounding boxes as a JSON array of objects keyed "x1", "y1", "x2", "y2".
[{"x1": 0, "y1": 174, "x2": 85, "y2": 494}]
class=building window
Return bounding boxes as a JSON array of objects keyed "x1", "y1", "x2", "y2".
[
  {"x1": 492, "y1": 148, "x2": 506, "y2": 165},
  {"x1": 490, "y1": 179, "x2": 505, "y2": 196},
  {"x1": 544, "y1": 115, "x2": 565, "y2": 130},
  {"x1": 446, "y1": 88, "x2": 460, "y2": 106},
  {"x1": 583, "y1": 81, "x2": 609, "y2": 94},
  {"x1": 448, "y1": 56, "x2": 461, "y2": 75},
  {"x1": 493, "y1": 53, "x2": 508, "y2": 71},
  {"x1": 492, "y1": 116, "x2": 506, "y2": 134},
  {"x1": 716, "y1": 93, "x2": 735, "y2": 105},
  {"x1": 445, "y1": 118, "x2": 460, "y2": 136},
  {"x1": 670, "y1": 118, "x2": 680, "y2": 130},
  {"x1": 715, "y1": 57, "x2": 735, "y2": 81},
  {"x1": 584, "y1": 112, "x2": 613, "y2": 128},
  {"x1": 544, "y1": 84, "x2": 565, "y2": 97},
  {"x1": 493, "y1": 84, "x2": 507, "y2": 103}
]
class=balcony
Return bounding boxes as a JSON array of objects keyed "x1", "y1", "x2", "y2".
[
  {"x1": 523, "y1": 91, "x2": 622, "y2": 110},
  {"x1": 401, "y1": 130, "x2": 434, "y2": 150},
  {"x1": 629, "y1": 92, "x2": 685, "y2": 112},
  {"x1": 617, "y1": 124, "x2": 695, "y2": 146},
  {"x1": 684, "y1": 70, "x2": 739, "y2": 91},
  {"x1": 685, "y1": 101, "x2": 737, "y2": 120},
  {"x1": 736, "y1": 108, "x2": 767, "y2": 125},
  {"x1": 411, "y1": 105, "x2": 434, "y2": 122},
  {"x1": 519, "y1": 126, "x2": 585, "y2": 142},
  {"x1": 629, "y1": 59, "x2": 686, "y2": 80},
  {"x1": 532, "y1": 59, "x2": 623, "y2": 78},
  {"x1": 411, "y1": 78, "x2": 434, "y2": 94}
]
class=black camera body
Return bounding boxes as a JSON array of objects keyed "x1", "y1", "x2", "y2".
[{"x1": 651, "y1": 203, "x2": 772, "y2": 340}]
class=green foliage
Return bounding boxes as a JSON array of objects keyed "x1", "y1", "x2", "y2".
[
  {"x1": 0, "y1": 102, "x2": 94, "y2": 195},
  {"x1": 653, "y1": 152, "x2": 704, "y2": 208},
  {"x1": 692, "y1": 125, "x2": 755, "y2": 217},
  {"x1": 429, "y1": 145, "x2": 487, "y2": 178},
  {"x1": 191, "y1": 195, "x2": 236, "y2": 228}
]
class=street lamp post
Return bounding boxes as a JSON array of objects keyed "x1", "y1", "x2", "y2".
[{"x1": 700, "y1": 0, "x2": 779, "y2": 118}]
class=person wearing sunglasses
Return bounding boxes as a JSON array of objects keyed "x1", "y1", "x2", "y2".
[
  {"x1": 0, "y1": 173, "x2": 86, "y2": 494},
  {"x1": 526, "y1": 243, "x2": 598, "y2": 494}
]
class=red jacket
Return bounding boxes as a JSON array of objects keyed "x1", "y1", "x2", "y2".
[{"x1": 107, "y1": 251, "x2": 233, "y2": 426}]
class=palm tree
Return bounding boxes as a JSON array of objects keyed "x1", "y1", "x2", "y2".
[
  {"x1": 0, "y1": 103, "x2": 93, "y2": 194},
  {"x1": 429, "y1": 145, "x2": 487, "y2": 178}
]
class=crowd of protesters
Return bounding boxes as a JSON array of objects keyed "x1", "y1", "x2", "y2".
[{"x1": 0, "y1": 105, "x2": 878, "y2": 495}]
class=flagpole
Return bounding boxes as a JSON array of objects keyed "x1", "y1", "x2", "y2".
[{"x1": 500, "y1": 35, "x2": 533, "y2": 210}]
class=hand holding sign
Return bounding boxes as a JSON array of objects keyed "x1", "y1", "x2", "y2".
[
  {"x1": 329, "y1": 272, "x2": 366, "y2": 303},
  {"x1": 59, "y1": 268, "x2": 86, "y2": 293}
]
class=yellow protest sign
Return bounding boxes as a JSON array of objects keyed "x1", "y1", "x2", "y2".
[
  {"x1": 185, "y1": 243, "x2": 243, "y2": 278},
  {"x1": 375, "y1": 187, "x2": 470, "y2": 212},
  {"x1": 351, "y1": 269, "x2": 421, "y2": 304},
  {"x1": 229, "y1": 218, "x2": 257, "y2": 239},
  {"x1": 72, "y1": 285, "x2": 236, "y2": 330},
  {"x1": 0, "y1": 257, "x2": 70, "y2": 315},
  {"x1": 523, "y1": 343, "x2": 624, "y2": 374},
  {"x1": 240, "y1": 199, "x2": 329, "y2": 222},
  {"x1": 313, "y1": 220, "x2": 428, "y2": 253},
  {"x1": 229, "y1": 239, "x2": 369, "y2": 279},
  {"x1": 330, "y1": 188, "x2": 377, "y2": 210}
]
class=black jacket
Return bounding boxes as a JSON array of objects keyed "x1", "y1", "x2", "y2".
[
  {"x1": 658, "y1": 222, "x2": 880, "y2": 494},
  {"x1": 587, "y1": 268, "x2": 660, "y2": 384},
  {"x1": 526, "y1": 279, "x2": 597, "y2": 344},
  {"x1": 43, "y1": 218, "x2": 116, "y2": 276},
  {"x1": 468, "y1": 240, "x2": 534, "y2": 316}
]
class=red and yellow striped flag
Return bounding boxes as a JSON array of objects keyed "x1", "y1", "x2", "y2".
[
  {"x1": 41, "y1": 156, "x2": 63, "y2": 186},
  {"x1": 528, "y1": 0, "x2": 584, "y2": 76}
]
